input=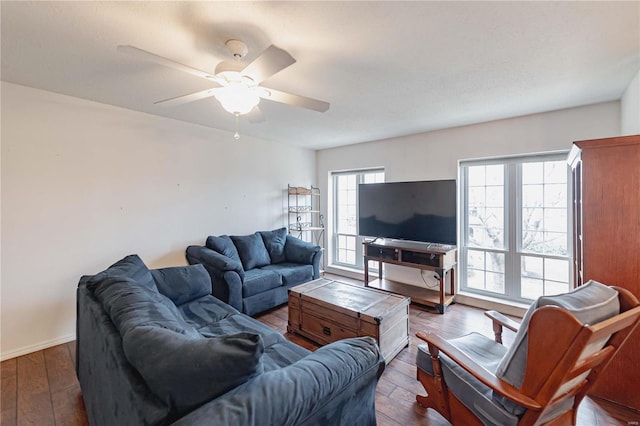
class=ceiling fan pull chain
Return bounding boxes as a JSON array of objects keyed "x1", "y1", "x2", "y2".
[{"x1": 234, "y1": 113, "x2": 240, "y2": 140}]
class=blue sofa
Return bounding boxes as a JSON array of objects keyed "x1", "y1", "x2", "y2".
[
  {"x1": 186, "y1": 228, "x2": 322, "y2": 316},
  {"x1": 76, "y1": 255, "x2": 384, "y2": 426}
]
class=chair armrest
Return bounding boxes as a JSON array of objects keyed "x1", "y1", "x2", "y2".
[
  {"x1": 171, "y1": 337, "x2": 384, "y2": 426},
  {"x1": 415, "y1": 331, "x2": 541, "y2": 410},
  {"x1": 485, "y1": 310, "x2": 521, "y2": 344}
]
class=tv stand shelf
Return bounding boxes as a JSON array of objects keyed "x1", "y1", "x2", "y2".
[{"x1": 363, "y1": 239, "x2": 457, "y2": 314}]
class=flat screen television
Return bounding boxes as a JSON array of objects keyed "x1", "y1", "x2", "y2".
[{"x1": 358, "y1": 179, "x2": 457, "y2": 245}]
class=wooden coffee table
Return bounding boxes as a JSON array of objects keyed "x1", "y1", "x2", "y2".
[{"x1": 287, "y1": 278, "x2": 410, "y2": 363}]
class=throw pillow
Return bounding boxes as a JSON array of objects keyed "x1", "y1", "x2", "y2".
[
  {"x1": 284, "y1": 235, "x2": 320, "y2": 264},
  {"x1": 259, "y1": 227, "x2": 288, "y2": 264},
  {"x1": 86, "y1": 254, "x2": 156, "y2": 291},
  {"x1": 231, "y1": 233, "x2": 272, "y2": 270},
  {"x1": 151, "y1": 264, "x2": 212, "y2": 306},
  {"x1": 206, "y1": 235, "x2": 242, "y2": 263},
  {"x1": 123, "y1": 326, "x2": 264, "y2": 415}
]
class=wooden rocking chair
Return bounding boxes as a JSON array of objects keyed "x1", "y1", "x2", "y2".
[{"x1": 415, "y1": 280, "x2": 640, "y2": 426}]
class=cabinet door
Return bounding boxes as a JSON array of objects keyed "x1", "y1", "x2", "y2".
[{"x1": 575, "y1": 135, "x2": 640, "y2": 410}]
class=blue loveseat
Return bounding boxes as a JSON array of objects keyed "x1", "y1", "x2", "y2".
[
  {"x1": 186, "y1": 228, "x2": 321, "y2": 316},
  {"x1": 76, "y1": 255, "x2": 384, "y2": 426}
]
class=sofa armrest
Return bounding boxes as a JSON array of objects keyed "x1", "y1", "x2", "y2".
[
  {"x1": 185, "y1": 245, "x2": 244, "y2": 311},
  {"x1": 285, "y1": 235, "x2": 322, "y2": 279},
  {"x1": 171, "y1": 337, "x2": 384, "y2": 426}
]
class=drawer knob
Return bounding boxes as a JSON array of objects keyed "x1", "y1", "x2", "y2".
[{"x1": 323, "y1": 326, "x2": 331, "y2": 336}]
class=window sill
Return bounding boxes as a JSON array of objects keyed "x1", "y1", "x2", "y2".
[
  {"x1": 455, "y1": 291, "x2": 529, "y2": 318},
  {"x1": 325, "y1": 264, "x2": 369, "y2": 281}
]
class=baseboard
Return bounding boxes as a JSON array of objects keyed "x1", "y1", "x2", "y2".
[{"x1": 1, "y1": 334, "x2": 76, "y2": 361}]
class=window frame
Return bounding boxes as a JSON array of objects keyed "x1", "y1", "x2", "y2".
[
  {"x1": 330, "y1": 168, "x2": 385, "y2": 270},
  {"x1": 459, "y1": 151, "x2": 572, "y2": 303}
]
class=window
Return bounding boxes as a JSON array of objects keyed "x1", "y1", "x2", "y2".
[
  {"x1": 460, "y1": 153, "x2": 571, "y2": 303},
  {"x1": 332, "y1": 169, "x2": 384, "y2": 269}
]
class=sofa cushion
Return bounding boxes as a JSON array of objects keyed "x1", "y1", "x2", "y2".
[
  {"x1": 92, "y1": 276, "x2": 199, "y2": 338},
  {"x1": 259, "y1": 228, "x2": 288, "y2": 264},
  {"x1": 86, "y1": 254, "x2": 156, "y2": 291},
  {"x1": 206, "y1": 235, "x2": 242, "y2": 264},
  {"x1": 151, "y1": 264, "x2": 212, "y2": 306},
  {"x1": 261, "y1": 341, "x2": 311, "y2": 372},
  {"x1": 197, "y1": 312, "x2": 286, "y2": 348},
  {"x1": 260, "y1": 263, "x2": 313, "y2": 285},
  {"x1": 123, "y1": 326, "x2": 264, "y2": 416},
  {"x1": 231, "y1": 233, "x2": 272, "y2": 270},
  {"x1": 242, "y1": 268, "x2": 282, "y2": 298},
  {"x1": 178, "y1": 295, "x2": 238, "y2": 329},
  {"x1": 496, "y1": 280, "x2": 619, "y2": 390}
]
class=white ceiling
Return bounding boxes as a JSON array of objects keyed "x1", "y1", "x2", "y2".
[{"x1": 2, "y1": 1, "x2": 639, "y2": 150}]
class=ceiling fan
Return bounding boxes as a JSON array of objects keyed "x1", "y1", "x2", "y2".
[{"x1": 117, "y1": 40, "x2": 330, "y2": 119}]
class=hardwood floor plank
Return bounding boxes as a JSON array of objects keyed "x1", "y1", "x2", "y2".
[
  {"x1": 67, "y1": 341, "x2": 77, "y2": 367},
  {"x1": 16, "y1": 351, "x2": 55, "y2": 425},
  {"x1": 44, "y1": 344, "x2": 88, "y2": 425},
  {"x1": 50, "y1": 385, "x2": 88, "y2": 426},
  {"x1": 44, "y1": 344, "x2": 77, "y2": 393},
  {"x1": 1, "y1": 358, "x2": 18, "y2": 426}
]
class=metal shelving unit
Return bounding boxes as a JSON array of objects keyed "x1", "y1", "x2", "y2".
[{"x1": 288, "y1": 185, "x2": 325, "y2": 267}]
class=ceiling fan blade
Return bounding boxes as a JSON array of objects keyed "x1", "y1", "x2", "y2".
[
  {"x1": 260, "y1": 88, "x2": 330, "y2": 112},
  {"x1": 241, "y1": 45, "x2": 296, "y2": 84},
  {"x1": 154, "y1": 88, "x2": 220, "y2": 107},
  {"x1": 246, "y1": 106, "x2": 265, "y2": 123},
  {"x1": 117, "y1": 45, "x2": 219, "y2": 82}
]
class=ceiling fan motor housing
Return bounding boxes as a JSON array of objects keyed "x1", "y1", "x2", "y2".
[{"x1": 226, "y1": 39, "x2": 248, "y2": 59}]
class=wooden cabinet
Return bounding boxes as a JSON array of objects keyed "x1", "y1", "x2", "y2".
[
  {"x1": 363, "y1": 239, "x2": 457, "y2": 313},
  {"x1": 568, "y1": 134, "x2": 640, "y2": 410}
]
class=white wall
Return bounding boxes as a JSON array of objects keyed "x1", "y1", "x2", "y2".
[
  {"x1": 621, "y1": 70, "x2": 640, "y2": 135},
  {"x1": 0, "y1": 82, "x2": 315, "y2": 359},
  {"x1": 317, "y1": 102, "x2": 620, "y2": 294}
]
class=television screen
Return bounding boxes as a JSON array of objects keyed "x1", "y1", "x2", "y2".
[{"x1": 358, "y1": 180, "x2": 457, "y2": 245}]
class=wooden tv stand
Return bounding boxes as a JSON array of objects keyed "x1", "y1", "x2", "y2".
[{"x1": 363, "y1": 239, "x2": 457, "y2": 314}]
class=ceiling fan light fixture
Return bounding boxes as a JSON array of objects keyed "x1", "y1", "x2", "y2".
[{"x1": 214, "y1": 82, "x2": 260, "y2": 115}]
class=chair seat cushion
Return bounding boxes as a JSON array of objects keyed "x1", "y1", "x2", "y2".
[
  {"x1": 242, "y1": 268, "x2": 282, "y2": 298},
  {"x1": 417, "y1": 332, "x2": 518, "y2": 426},
  {"x1": 259, "y1": 263, "x2": 314, "y2": 285}
]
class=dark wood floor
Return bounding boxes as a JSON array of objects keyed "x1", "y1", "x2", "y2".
[{"x1": 2, "y1": 274, "x2": 639, "y2": 425}]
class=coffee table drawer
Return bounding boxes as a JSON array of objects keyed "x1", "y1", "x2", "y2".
[{"x1": 301, "y1": 312, "x2": 357, "y2": 345}]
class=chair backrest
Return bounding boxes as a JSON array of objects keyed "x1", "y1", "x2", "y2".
[
  {"x1": 496, "y1": 281, "x2": 640, "y2": 424},
  {"x1": 495, "y1": 280, "x2": 620, "y2": 388}
]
